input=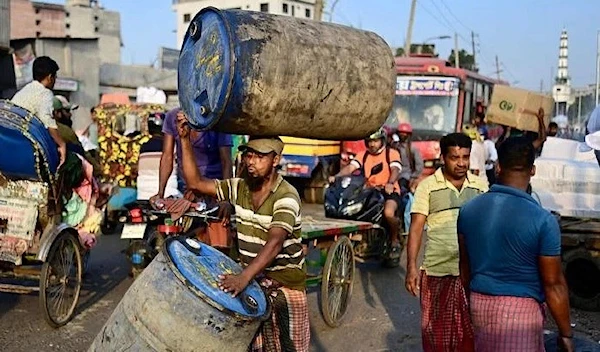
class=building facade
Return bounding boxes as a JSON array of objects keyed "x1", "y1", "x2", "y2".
[
  {"x1": 10, "y1": 0, "x2": 121, "y2": 64},
  {"x1": 173, "y1": 0, "x2": 316, "y2": 48}
]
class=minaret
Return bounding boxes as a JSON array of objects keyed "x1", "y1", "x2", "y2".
[
  {"x1": 552, "y1": 29, "x2": 573, "y2": 116},
  {"x1": 557, "y1": 30, "x2": 569, "y2": 84}
]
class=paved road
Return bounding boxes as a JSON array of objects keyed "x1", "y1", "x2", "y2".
[{"x1": 1, "y1": 232, "x2": 599, "y2": 351}]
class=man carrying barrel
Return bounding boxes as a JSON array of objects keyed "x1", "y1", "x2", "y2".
[{"x1": 176, "y1": 111, "x2": 310, "y2": 352}]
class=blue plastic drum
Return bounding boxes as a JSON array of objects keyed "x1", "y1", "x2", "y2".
[
  {"x1": 178, "y1": 8, "x2": 395, "y2": 140},
  {"x1": 0, "y1": 100, "x2": 59, "y2": 180},
  {"x1": 166, "y1": 237, "x2": 269, "y2": 319}
]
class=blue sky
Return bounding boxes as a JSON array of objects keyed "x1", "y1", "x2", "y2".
[{"x1": 45, "y1": 0, "x2": 599, "y2": 91}]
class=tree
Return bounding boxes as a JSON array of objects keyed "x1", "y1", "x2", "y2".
[
  {"x1": 448, "y1": 49, "x2": 477, "y2": 71},
  {"x1": 395, "y1": 44, "x2": 436, "y2": 57}
]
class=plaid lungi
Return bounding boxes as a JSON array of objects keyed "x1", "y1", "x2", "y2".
[
  {"x1": 420, "y1": 272, "x2": 474, "y2": 352},
  {"x1": 470, "y1": 292, "x2": 545, "y2": 352},
  {"x1": 249, "y1": 279, "x2": 310, "y2": 352}
]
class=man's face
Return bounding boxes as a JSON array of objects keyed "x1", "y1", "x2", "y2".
[
  {"x1": 442, "y1": 146, "x2": 470, "y2": 179},
  {"x1": 242, "y1": 150, "x2": 278, "y2": 189},
  {"x1": 47, "y1": 74, "x2": 57, "y2": 89},
  {"x1": 548, "y1": 126, "x2": 558, "y2": 137},
  {"x1": 398, "y1": 132, "x2": 410, "y2": 143},
  {"x1": 367, "y1": 138, "x2": 383, "y2": 154}
]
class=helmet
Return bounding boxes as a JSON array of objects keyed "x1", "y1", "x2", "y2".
[
  {"x1": 365, "y1": 127, "x2": 387, "y2": 141},
  {"x1": 397, "y1": 122, "x2": 413, "y2": 134}
]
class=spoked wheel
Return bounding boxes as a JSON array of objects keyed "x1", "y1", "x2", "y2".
[
  {"x1": 39, "y1": 232, "x2": 83, "y2": 328},
  {"x1": 321, "y1": 236, "x2": 355, "y2": 327}
]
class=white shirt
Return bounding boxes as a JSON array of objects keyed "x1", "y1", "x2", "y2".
[
  {"x1": 11, "y1": 81, "x2": 58, "y2": 129},
  {"x1": 483, "y1": 139, "x2": 498, "y2": 171},
  {"x1": 470, "y1": 140, "x2": 488, "y2": 183}
]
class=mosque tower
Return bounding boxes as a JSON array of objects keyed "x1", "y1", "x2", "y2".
[{"x1": 552, "y1": 29, "x2": 573, "y2": 116}]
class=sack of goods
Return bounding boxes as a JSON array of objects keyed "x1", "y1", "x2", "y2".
[{"x1": 178, "y1": 8, "x2": 396, "y2": 140}]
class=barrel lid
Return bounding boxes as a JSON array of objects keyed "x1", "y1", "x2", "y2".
[
  {"x1": 178, "y1": 7, "x2": 234, "y2": 130},
  {"x1": 165, "y1": 237, "x2": 269, "y2": 319}
]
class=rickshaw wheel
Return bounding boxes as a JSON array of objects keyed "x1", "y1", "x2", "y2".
[
  {"x1": 321, "y1": 236, "x2": 355, "y2": 328},
  {"x1": 39, "y1": 231, "x2": 83, "y2": 328}
]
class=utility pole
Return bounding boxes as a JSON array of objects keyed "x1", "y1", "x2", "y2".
[
  {"x1": 494, "y1": 55, "x2": 502, "y2": 80},
  {"x1": 471, "y1": 31, "x2": 477, "y2": 71},
  {"x1": 540, "y1": 79, "x2": 544, "y2": 93},
  {"x1": 403, "y1": 0, "x2": 417, "y2": 57},
  {"x1": 454, "y1": 33, "x2": 459, "y2": 68},
  {"x1": 315, "y1": 0, "x2": 325, "y2": 21}
]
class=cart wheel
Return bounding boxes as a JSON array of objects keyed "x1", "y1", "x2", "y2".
[
  {"x1": 321, "y1": 236, "x2": 355, "y2": 327},
  {"x1": 39, "y1": 231, "x2": 83, "y2": 328}
]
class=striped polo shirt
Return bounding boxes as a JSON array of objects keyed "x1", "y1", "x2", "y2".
[
  {"x1": 411, "y1": 168, "x2": 488, "y2": 277},
  {"x1": 215, "y1": 175, "x2": 306, "y2": 290}
]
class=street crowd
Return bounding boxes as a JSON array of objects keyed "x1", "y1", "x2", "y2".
[{"x1": 7, "y1": 55, "x2": 574, "y2": 352}]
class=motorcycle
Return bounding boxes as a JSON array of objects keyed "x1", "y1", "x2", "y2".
[
  {"x1": 324, "y1": 175, "x2": 406, "y2": 267},
  {"x1": 119, "y1": 200, "x2": 220, "y2": 278}
]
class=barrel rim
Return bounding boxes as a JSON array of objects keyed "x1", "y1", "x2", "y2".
[
  {"x1": 178, "y1": 7, "x2": 237, "y2": 131},
  {"x1": 162, "y1": 236, "x2": 272, "y2": 322}
]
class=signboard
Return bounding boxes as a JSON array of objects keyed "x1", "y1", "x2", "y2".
[
  {"x1": 0, "y1": 197, "x2": 38, "y2": 241},
  {"x1": 396, "y1": 76, "x2": 459, "y2": 96},
  {"x1": 159, "y1": 47, "x2": 180, "y2": 71},
  {"x1": 54, "y1": 78, "x2": 79, "y2": 92}
]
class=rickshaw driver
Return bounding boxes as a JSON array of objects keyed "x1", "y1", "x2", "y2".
[
  {"x1": 11, "y1": 56, "x2": 67, "y2": 165},
  {"x1": 175, "y1": 111, "x2": 310, "y2": 352}
]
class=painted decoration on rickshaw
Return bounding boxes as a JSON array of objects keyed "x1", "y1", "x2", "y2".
[
  {"x1": 95, "y1": 103, "x2": 164, "y2": 188},
  {"x1": 0, "y1": 196, "x2": 38, "y2": 265}
]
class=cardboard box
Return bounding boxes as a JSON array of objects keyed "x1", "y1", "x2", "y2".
[{"x1": 486, "y1": 85, "x2": 555, "y2": 132}]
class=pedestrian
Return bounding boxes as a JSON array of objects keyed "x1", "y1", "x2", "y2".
[
  {"x1": 175, "y1": 111, "x2": 309, "y2": 352},
  {"x1": 463, "y1": 124, "x2": 488, "y2": 184},
  {"x1": 11, "y1": 56, "x2": 67, "y2": 165},
  {"x1": 151, "y1": 107, "x2": 233, "y2": 199},
  {"x1": 458, "y1": 137, "x2": 574, "y2": 352},
  {"x1": 584, "y1": 105, "x2": 600, "y2": 167},
  {"x1": 548, "y1": 122, "x2": 559, "y2": 137},
  {"x1": 393, "y1": 122, "x2": 424, "y2": 192},
  {"x1": 405, "y1": 132, "x2": 488, "y2": 352},
  {"x1": 481, "y1": 128, "x2": 498, "y2": 185}
]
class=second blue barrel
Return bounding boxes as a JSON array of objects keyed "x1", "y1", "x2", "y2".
[{"x1": 178, "y1": 8, "x2": 396, "y2": 140}]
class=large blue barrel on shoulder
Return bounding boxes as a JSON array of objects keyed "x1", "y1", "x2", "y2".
[
  {"x1": 0, "y1": 100, "x2": 59, "y2": 181},
  {"x1": 178, "y1": 7, "x2": 396, "y2": 141}
]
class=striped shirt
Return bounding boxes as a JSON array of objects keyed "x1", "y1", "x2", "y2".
[
  {"x1": 215, "y1": 175, "x2": 306, "y2": 290},
  {"x1": 411, "y1": 168, "x2": 488, "y2": 276}
]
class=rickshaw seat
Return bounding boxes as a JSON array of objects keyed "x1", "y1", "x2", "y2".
[{"x1": 0, "y1": 100, "x2": 59, "y2": 181}]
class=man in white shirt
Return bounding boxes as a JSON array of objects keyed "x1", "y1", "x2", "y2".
[
  {"x1": 481, "y1": 128, "x2": 498, "y2": 184},
  {"x1": 463, "y1": 124, "x2": 488, "y2": 184},
  {"x1": 11, "y1": 56, "x2": 66, "y2": 165}
]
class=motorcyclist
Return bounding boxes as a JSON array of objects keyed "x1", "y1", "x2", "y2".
[
  {"x1": 329, "y1": 127, "x2": 403, "y2": 260},
  {"x1": 391, "y1": 123, "x2": 423, "y2": 193}
]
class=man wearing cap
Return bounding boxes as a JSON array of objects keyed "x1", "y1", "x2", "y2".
[
  {"x1": 11, "y1": 56, "x2": 67, "y2": 165},
  {"x1": 176, "y1": 111, "x2": 309, "y2": 352},
  {"x1": 53, "y1": 95, "x2": 101, "y2": 175}
]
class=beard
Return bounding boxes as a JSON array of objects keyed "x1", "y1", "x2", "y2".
[{"x1": 240, "y1": 165, "x2": 274, "y2": 191}]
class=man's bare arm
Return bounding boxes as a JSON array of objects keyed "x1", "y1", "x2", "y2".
[
  {"x1": 405, "y1": 213, "x2": 427, "y2": 296},
  {"x1": 219, "y1": 146, "x2": 233, "y2": 179},
  {"x1": 158, "y1": 134, "x2": 175, "y2": 198},
  {"x1": 532, "y1": 108, "x2": 547, "y2": 150},
  {"x1": 48, "y1": 128, "x2": 67, "y2": 165},
  {"x1": 539, "y1": 256, "x2": 572, "y2": 339}
]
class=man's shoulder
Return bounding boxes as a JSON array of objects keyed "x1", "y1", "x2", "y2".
[{"x1": 277, "y1": 179, "x2": 301, "y2": 201}]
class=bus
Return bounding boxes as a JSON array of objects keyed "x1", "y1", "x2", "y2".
[{"x1": 341, "y1": 55, "x2": 508, "y2": 175}]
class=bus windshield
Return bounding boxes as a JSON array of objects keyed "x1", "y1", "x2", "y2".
[{"x1": 385, "y1": 76, "x2": 460, "y2": 135}]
